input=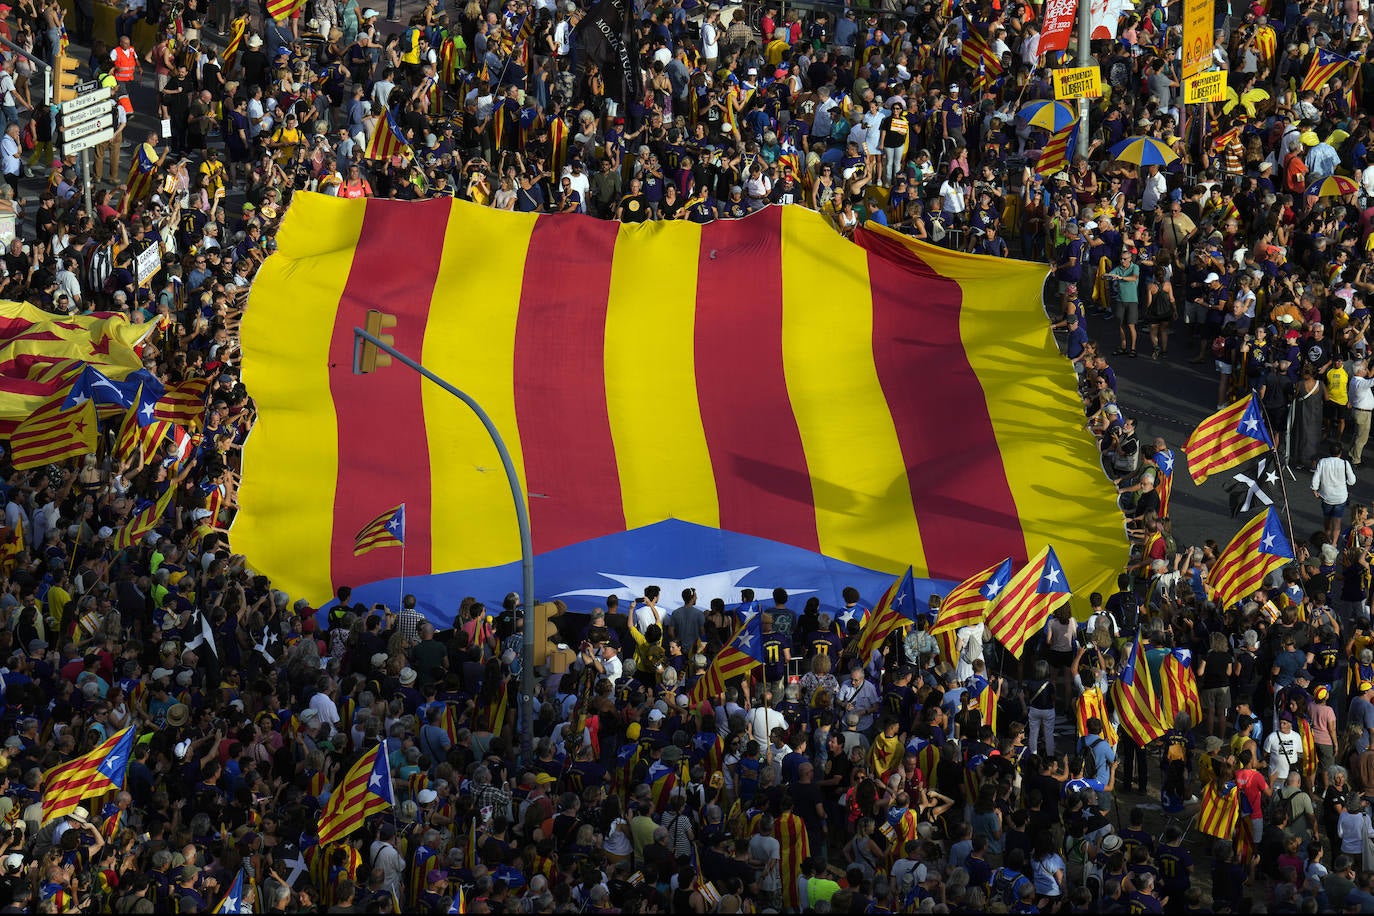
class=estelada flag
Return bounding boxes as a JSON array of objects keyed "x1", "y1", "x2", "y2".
[
  {"x1": 1183, "y1": 392, "x2": 1274, "y2": 484},
  {"x1": 121, "y1": 143, "x2": 160, "y2": 215},
  {"x1": 317, "y1": 740, "x2": 393, "y2": 846},
  {"x1": 1161, "y1": 649, "x2": 1201, "y2": 727},
  {"x1": 237, "y1": 197, "x2": 1126, "y2": 616},
  {"x1": 1198, "y1": 782, "x2": 1239, "y2": 839},
  {"x1": 42, "y1": 727, "x2": 135, "y2": 823},
  {"x1": 1112, "y1": 633, "x2": 1166, "y2": 745},
  {"x1": 113, "y1": 487, "x2": 173, "y2": 550},
  {"x1": 1209, "y1": 507, "x2": 1294, "y2": 611},
  {"x1": 931, "y1": 557, "x2": 1012, "y2": 636},
  {"x1": 986, "y1": 546, "x2": 1070, "y2": 658}
]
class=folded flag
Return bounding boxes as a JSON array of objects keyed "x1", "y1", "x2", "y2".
[
  {"x1": 1035, "y1": 125, "x2": 1078, "y2": 177},
  {"x1": 1075, "y1": 686, "x2": 1117, "y2": 745},
  {"x1": 1160, "y1": 648, "x2": 1201, "y2": 727},
  {"x1": 365, "y1": 111, "x2": 413, "y2": 162},
  {"x1": 972, "y1": 678, "x2": 999, "y2": 736},
  {"x1": 354, "y1": 503, "x2": 406, "y2": 557},
  {"x1": 153, "y1": 377, "x2": 210, "y2": 427},
  {"x1": 1154, "y1": 448, "x2": 1174, "y2": 518},
  {"x1": 985, "y1": 546, "x2": 1069, "y2": 658},
  {"x1": 1112, "y1": 633, "x2": 1166, "y2": 745},
  {"x1": 1184, "y1": 394, "x2": 1273, "y2": 485},
  {"x1": 113, "y1": 487, "x2": 174, "y2": 551},
  {"x1": 1198, "y1": 781, "x2": 1240, "y2": 839},
  {"x1": 1208, "y1": 506, "x2": 1293, "y2": 611}
]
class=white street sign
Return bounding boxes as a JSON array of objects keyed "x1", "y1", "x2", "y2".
[
  {"x1": 63, "y1": 126, "x2": 113, "y2": 155},
  {"x1": 59, "y1": 87, "x2": 111, "y2": 119},
  {"x1": 62, "y1": 112, "x2": 112, "y2": 143}
]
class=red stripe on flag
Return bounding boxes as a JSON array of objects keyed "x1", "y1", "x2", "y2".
[
  {"x1": 327, "y1": 200, "x2": 447, "y2": 585},
  {"x1": 695, "y1": 209, "x2": 819, "y2": 550},
  {"x1": 860, "y1": 231, "x2": 1027, "y2": 577},
  {"x1": 513, "y1": 216, "x2": 626, "y2": 554}
]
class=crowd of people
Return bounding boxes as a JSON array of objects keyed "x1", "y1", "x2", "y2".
[{"x1": 1, "y1": 0, "x2": 1374, "y2": 911}]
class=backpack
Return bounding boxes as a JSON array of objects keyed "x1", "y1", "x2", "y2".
[
  {"x1": 1114, "y1": 591, "x2": 1139, "y2": 633},
  {"x1": 992, "y1": 867, "x2": 1029, "y2": 906},
  {"x1": 928, "y1": 215, "x2": 946, "y2": 243}
]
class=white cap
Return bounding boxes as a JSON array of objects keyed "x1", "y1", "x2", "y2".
[
  {"x1": 2, "y1": 854, "x2": 23, "y2": 871},
  {"x1": 96, "y1": 526, "x2": 113, "y2": 539},
  {"x1": 417, "y1": 789, "x2": 438, "y2": 804},
  {"x1": 1204, "y1": 272, "x2": 1221, "y2": 283},
  {"x1": 1083, "y1": 221, "x2": 1098, "y2": 231},
  {"x1": 648, "y1": 708, "x2": 666, "y2": 722}
]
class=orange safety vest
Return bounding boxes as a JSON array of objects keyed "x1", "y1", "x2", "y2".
[{"x1": 112, "y1": 46, "x2": 137, "y2": 82}]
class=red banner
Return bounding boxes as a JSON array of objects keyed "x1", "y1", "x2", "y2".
[{"x1": 1038, "y1": 0, "x2": 1077, "y2": 54}]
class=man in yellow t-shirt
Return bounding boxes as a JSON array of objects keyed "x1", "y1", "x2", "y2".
[
  {"x1": 267, "y1": 113, "x2": 303, "y2": 166},
  {"x1": 1328, "y1": 360, "x2": 1350, "y2": 440}
]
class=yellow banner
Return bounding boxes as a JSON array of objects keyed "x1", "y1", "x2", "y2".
[
  {"x1": 1053, "y1": 67, "x2": 1102, "y2": 100},
  {"x1": 1183, "y1": 70, "x2": 1227, "y2": 103},
  {"x1": 1183, "y1": 0, "x2": 1214, "y2": 78}
]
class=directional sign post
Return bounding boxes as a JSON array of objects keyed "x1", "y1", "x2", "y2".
[{"x1": 59, "y1": 86, "x2": 112, "y2": 216}]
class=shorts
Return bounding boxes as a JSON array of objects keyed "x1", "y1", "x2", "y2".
[
  {"x1": 1201, "y1": 686, "x2": 1230, "y2": 713},
  {"x1": 1322, "y1": 499, "x2": 1349, "y2": 520},
  {"x1": 1114, "y1": 298, "x2": 1139, "y2": 325},
  {"x1": 1184, "y1": 300, "x2": 1209, "y2": 325},
  {"x1": 1326, "y1": 401, "x2": 1348, "y2": 424}
]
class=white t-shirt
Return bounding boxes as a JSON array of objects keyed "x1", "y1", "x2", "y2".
[
  {"x1": 702, "y1": 21, "x2": 719, "y2": 59},
  {"x1": 1265, "y1": 728, "x2": 1302, "y2": 781}
]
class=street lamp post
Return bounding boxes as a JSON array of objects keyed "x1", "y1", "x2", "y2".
[{"x1": 353, "y1": 326, "x2": 537, "y2": 765}]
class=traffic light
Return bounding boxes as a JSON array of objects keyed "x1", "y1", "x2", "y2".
[
  {"x1": 355, "y1": 309, "x2": 396, "y2": 373},
  {"x1": 55, "y1": 51, "x2": 81, "y2": 103}
]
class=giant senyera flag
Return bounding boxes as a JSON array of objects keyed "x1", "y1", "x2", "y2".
[{"x1": 236, "y1": 195, "x2": 1125, "y2": 626}]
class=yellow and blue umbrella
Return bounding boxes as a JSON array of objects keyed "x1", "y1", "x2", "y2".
[
  {"x1": 1109, "y1": 136, "x2": 1179, "y2": 167},
  {"x1": 1306, "y1": 175, "x2": 1359, "y2": 197},
  {"x1": 1019, "y1": 100, "x2": 1076, "y2": 133}
]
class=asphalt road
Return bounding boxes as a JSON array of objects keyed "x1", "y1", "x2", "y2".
[{"x1": 1070, "y1": 306, "x2": 1331, "y2": 557}]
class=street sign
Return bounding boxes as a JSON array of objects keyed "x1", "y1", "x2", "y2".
[
  {"x1": 63, "y1": 126, "x2": 113, "y2": 155},
  {"x1": 58, "y1": 86, "x2": 110, "y2": 119},
  {"x1": 74, "y1": 78, "x2": 100, "y2": 94},
  {"x1": 62, "y1": 111, "x2": 112, "y2": 143}
]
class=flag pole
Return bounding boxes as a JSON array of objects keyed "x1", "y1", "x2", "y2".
[
  {"x1": 1257, "y1": 403, "x2": 1297, "y2": 544},
  {"x1": 398, "y1": 532, "x2": 406, "y2": 615}
]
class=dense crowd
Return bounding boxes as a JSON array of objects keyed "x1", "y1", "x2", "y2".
[{"x1": 0, "y1": 0, "x2": 1374, "y2": 911}]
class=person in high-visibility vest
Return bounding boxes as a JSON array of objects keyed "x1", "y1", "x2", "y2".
[{"x1": 110, "y1": 35, "x2": 139, "y2": 84}]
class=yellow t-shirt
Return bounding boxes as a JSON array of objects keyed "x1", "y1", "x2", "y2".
[
  {"x1": 1328, "y1": 365, "x2": 1350, "y2": 406},
  {"x1": 270, "y1": 126, "x2": 302, "y2": 163}
]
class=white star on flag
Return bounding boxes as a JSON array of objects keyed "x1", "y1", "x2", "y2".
[
  {"x1": 1242, "y1": 417, "x2": 1258, "y2": 433},
  {"x1": 369, "y1": 771, "x2": 383, "y2": 789},
  {"x1": 139, "y1": 402, "x2": 155, "y2": 421},
  {"x1": 736, "y1": 631, "x2": 756, "y2": 650},
  {"x1": 1044, "y1": 567, "x2": 1062, "y2": 586},
  {"x1": 1262, "y1": 533, "x2": 1276, "y2": 550},
  {"x1": 984, "y1": 577, "x2": 1004, "y2": 598}
]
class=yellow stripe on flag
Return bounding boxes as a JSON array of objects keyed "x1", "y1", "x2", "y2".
[
  {"x1": 422, "y1": 202, "x2": 535, "y2": 572},
  {"x1": 781, "y1": 207, "x2": 925, "y2": 571},
  {"x1": 605, "y1": 220, "x2": 719, "y2": 531},
  {"x1": 236, "y1": 194, "x2": 365, "y2": 598},
  {"x1": 889, "y1": 229, "x2": 1124, "y2": 609}
]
